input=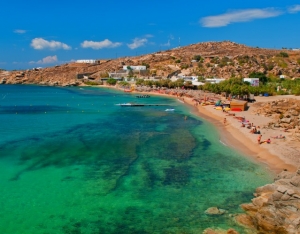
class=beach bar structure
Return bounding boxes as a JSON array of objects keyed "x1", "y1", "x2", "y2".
[{"x1": 230, "y1": 100, "x2": 248, "y2": 111}]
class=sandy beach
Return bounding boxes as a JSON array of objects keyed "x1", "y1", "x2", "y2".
[
  {"x1": 106, "y1": 84, "x2": 300, "y2": 174},
  {"x1": 183, "y1": 95, "x2": 300, "y2": 174}
]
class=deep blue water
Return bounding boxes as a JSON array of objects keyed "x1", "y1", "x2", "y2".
[{"x1": 0, "y1": 85, "x2": 273, "y2": 233}]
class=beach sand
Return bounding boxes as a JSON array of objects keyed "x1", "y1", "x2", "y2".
[{"x1": 183, "y1": 95, "x2": 300, "y2": 173}]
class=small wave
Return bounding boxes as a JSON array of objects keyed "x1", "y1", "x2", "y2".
[{"x1": 219, "y1": 139, "x2": 227, "y2": 146}]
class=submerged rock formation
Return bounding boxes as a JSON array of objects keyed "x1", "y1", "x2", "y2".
[
  {"x1": 203, "y1": 228, "x2": 239, "y2": 234},
  {"x1": 204, "y1": 207, "x2": 226, "y2": 215},
  {"x1": 240, "y1": 168, "x2": 300, "y2": 233}
]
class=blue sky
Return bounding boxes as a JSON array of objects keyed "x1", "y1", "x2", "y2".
[{"x1": 1, "y1": 0, "x2": 300, "y2": 70}]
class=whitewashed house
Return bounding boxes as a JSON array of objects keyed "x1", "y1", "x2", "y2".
[
  {"x1": 243, "y1": 78, "x2": 259, "y2": 86},
  {"x1": 123, "y1": 65, "x2": 146, "y2": 71},
  {"x1": 205, "y1": 78, "x2": 226, "y2": 84}
]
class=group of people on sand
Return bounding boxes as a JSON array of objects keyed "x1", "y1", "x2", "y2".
[
  {"x1": 219, "y1": 106, "x2": 288, "y2": 146},
  {"x1": 257, "y1": 134, "x2": 271, "y2": 144},
  {"x1": 230, "y1": 116, "x2": 273, "y2": 144},
  {"x1": 240, "y1": 121, "x2": 261, "y2": 134}
]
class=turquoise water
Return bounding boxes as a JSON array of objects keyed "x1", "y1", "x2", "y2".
[{"x1": 0, "y1": 85, "x2": 273, "y2": 233}]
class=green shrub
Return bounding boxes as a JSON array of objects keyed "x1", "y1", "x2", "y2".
[
  {"x1": 193, "y1": 55, "x2": 202, "y2": 61},
  {"x1": 84, "y1": 81, "x2": 100, "y2": 85},
  {"x1": 276, "y1": 52, "x2": 289, "y2": 58},
  {"x1": 106, "y1": 78, "x2": 117, "y2": 85},
  {"x1": 180, "y1": 64, "x2": 189, "y2": 69}
]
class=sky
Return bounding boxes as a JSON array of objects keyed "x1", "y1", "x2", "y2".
[{"x1": 1, "y1": 0, "x2": 300, "y2": 70}]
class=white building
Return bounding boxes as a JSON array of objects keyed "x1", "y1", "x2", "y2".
[
  {"x1": 76, "y1": 60, "x2": 96, "y2": 64},
  {"x1": 123, "y1": 65, "x2": 146, "y2": 71},
  {"x1": 205, "y1": 78, "x2": 226, "y2": 84},
  {"x1": 243, "y1": 78, "x2": 259, "y2": 86}
]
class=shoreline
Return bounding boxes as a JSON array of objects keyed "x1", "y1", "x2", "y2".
[
  {"x1": 101, "y1": 84, "x2": 298, "y2": 174},
  {"x1": 184, "y1": 97, "x2": 296, "y2": 174}
]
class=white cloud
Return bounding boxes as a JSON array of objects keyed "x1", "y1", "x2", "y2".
[
  {"x1": 29, "y1": 55, "x2": 58, "y2": 64},
  {"x1": 127, "y1": 38, "x2": 148, "y2": 49},
  {"x1": 81, "y1": 39, "x2": 122, "y2": 49},
  {"x1": 200, "y1": 8, "x2": 282, "y2": 27},
  {"x1": 161, "y1": 40, "x2": 171, "y2": 47},
  {"x1": 31, "y1": 38, "x2": 71, "y2": 50},
  {"x1": 145, "y1": 34, "x2": 153, "y2": 38},
  {"x1": 14, "y1": 29, "x2": 27, "y2": 34},
  {"x1": 288, "y1": 5, "x2": 300, "y2": 13}
]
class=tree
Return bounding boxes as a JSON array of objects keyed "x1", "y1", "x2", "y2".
[
  {"x1": 193, "y1": 55, "x2": 202, "y2": 61},
  {"x1": 185, "y1": 81, "x2": 193, "y2": 87},
  {"x1": 128, "y1": 69, "x2": 134, "y2": 77},
  {"x1": 141, "y1": 62, "x2": 150, "y2": 69},
  {"x1": 198, "y1": 76, "x2": 205, "y2": 82},
  {"x1": 106, "y1": 78, "x2": 117, "y2": 85},
  {"x1": 249, "y1": 72, "x2": 268, "y2": 84}
]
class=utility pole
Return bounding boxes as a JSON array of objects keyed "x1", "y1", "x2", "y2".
[{"x1": 179, "y1": 37, "x2": 181, "y2": 48}]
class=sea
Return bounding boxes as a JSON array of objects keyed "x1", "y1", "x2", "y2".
[{"x1": 0, "y1": 85, "x2": 273, "y2": 234}]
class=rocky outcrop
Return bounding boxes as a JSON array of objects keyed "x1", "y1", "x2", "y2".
[
  {"x1": 240, "y1": 168, "x2": 300, "y2": 233},
  {"x1": 252, "y1": 99, "x2": 300, "y2": 140}
]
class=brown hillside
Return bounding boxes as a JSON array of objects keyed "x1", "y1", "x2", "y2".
[{"x1": 1, "y1": 41, "x2": 300, "y2": 86}]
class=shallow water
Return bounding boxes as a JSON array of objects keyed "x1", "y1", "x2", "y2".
[{"x1": 0, "y1": 85, "x2": 273, "y2": 233}]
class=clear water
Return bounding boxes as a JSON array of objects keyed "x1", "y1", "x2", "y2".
[{"x1": 0, "y1": 85, "x2": 273, "y2": 233}]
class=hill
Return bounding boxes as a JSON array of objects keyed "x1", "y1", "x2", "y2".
[{"x1": 1, "y1": 41, "x2": 300, "y2": 86}]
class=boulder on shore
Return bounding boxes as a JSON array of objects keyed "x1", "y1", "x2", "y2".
[{"x1": 240, "y1": 167, "x2": 300, "y2": 233}]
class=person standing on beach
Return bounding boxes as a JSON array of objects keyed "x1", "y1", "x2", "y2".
[
  {"x1": 257, "y1": 134, "x2": 262, "y2": 144},
  {"x1": 223, "y1": 118, "x2": 226, "y2": 124}
]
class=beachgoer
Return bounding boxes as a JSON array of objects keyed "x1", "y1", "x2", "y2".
[
  {"x1": 250, "y1": 126, "x2": 256, "y2": 134},
  {"x1": 223, "y1": 118, "x2": 226, "y2": 124},
  {"x1": 257, "y1": 135, "x2": 262, "y2": 144},
  {"x1": 261, "y1": 138, "x2": 271, "y2": 144},
  {"x1": 272, "y1": 134, "x2": 285, "y2": 139}
]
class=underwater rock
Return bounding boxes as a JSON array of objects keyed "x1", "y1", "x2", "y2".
[
  {"x1": 204, "y1": 207, "x2": 226, "y2": 215},
  {"x1": 203, "y1": 228, "x2": 239, "y2": 234}
]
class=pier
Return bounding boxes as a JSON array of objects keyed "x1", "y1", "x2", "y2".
[{"x1": 116, "y1": 103, "x2": 170, "y2": 107}]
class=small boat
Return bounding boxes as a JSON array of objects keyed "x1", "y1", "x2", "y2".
[
  {"x1": 165, "y1": 109, "x2": 175, "y2": 111},
  {"x1": 115, "y1": 103, "x2": 133, "y2": 106}
]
